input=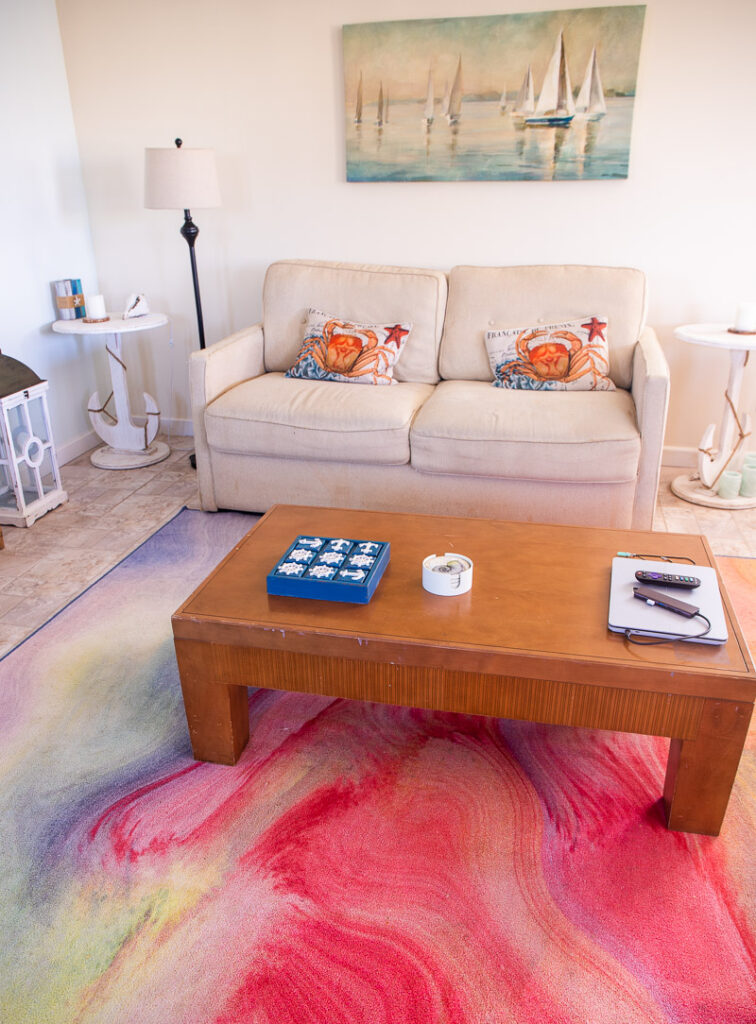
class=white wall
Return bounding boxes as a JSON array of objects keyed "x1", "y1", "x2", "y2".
[
  {"x1": 55, "y1": 0, "x2": 756, "y2": 458},
  {"x1": 1, "y1": 0, "x2": 104, "y2": 463}
]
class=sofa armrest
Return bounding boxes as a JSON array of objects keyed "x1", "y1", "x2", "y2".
[
  {"x1": 630, "y1": 326, "x2": 670, "y2": 529},
  {"x1": 190, "y1": 323, "x2": 265, "y2": 511},
  {"x1": 190, "y1": 323, "x2": 265, "y2": 406}
]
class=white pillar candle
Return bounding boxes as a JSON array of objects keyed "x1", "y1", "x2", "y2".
[
  {"x1": 87, "y1": 294, "x2": 106, "y2": 319},
  {"x1": 734, "y1": 301, "x2": 756, "y2": 332}
]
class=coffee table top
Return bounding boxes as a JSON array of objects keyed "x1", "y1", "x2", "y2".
[{"x1": 173, "y1": 505, "x2": 755, "y2": 702}]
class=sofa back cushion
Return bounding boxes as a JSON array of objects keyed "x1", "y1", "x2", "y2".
[
  {"x1": 263, "y1": 260, "x2": 448, "y2": 384},
  {"x1": 439, "y1": 265, "x2": 647, "y2": 390}
]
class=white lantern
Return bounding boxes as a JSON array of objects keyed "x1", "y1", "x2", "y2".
[{"x1": 0, "y1": 351, "x2": 67, "y2": 527}]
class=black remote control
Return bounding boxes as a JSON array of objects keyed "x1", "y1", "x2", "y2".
[
  {"x1": 634, "y1": 570, "x2": 701, "y2": 589},
  {"x1": 633, "y1": 585, "x2": 699, "y2": 618}
]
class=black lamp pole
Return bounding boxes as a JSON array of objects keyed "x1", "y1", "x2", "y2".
[{"x1": 174, "y1": 138, "x2": 207, "y2": 350}]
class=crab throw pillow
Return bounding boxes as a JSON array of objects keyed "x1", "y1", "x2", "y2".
[
  {"x1": 285, "y1": 308, "x2": 412, "y2": 385},
  {"x1": 485, "y1": 315, "x2": 615, "y2": 391}
]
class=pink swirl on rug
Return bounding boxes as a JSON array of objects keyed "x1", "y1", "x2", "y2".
[
  {"x1": 503, "y1": 720, "x2": 756, "y2": 1023},
  {"x1": 70, "y1": 695, "x2": 714, "y2": 1024}
]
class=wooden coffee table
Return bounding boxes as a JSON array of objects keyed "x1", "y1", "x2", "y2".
[{"x1": 171, "y1": 505, "x2": 755, "y2": 836}]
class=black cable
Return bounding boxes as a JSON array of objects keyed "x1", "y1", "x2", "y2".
[
  {"x1": 617, "y1": 551, "x2": 697, "y2": 564},
  {"x1": 624, "y1": 612, "x2": 712, "y2": 646}
]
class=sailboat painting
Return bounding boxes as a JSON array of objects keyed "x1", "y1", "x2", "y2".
[{"x1": 343, "y1": 5, "x2": 645, "y2": 182}]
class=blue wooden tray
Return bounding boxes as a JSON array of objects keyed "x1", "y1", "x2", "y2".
[{"x1": 266, "y1": 535, "x2": 390, "y2": 604}]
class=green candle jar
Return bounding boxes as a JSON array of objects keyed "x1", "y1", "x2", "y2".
[
  {"x1": 740, "y1": 464, "x2": 756, "y2": 498},
  {"x1": 718, "y1": 470, "x2": 742, "y2": 500}
]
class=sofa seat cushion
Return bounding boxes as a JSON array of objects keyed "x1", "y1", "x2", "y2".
[
  {"x1": 205, "y1": 372, "x2": 434, "y2": 465},
  {"x1": 410, "y1": 380, "x2": 640, "y2": 483}
]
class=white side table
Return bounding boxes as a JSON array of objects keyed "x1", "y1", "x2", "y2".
[
  {"x1": 671, "y1": 323, "x2": 755, "y2": 509},
  {"x1": 52, "y1": 313, "x2": 171, "y2": 469}
]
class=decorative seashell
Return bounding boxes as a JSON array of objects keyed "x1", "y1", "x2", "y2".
[{"x1": 123, "y1": 293, "x2": 150, "y2": 318}]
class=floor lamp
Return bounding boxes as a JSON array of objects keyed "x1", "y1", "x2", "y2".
[{"x1": 144, "y1": 140, "x2": 221, "y2": 466}]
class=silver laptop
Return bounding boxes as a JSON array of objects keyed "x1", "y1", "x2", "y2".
[{"x1": 608, "y1": 557, "x2": 728, "y2": 645}]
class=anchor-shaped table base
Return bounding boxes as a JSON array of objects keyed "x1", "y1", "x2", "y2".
[
  {"x1": 53, "y1": 313, "x2": 171, "y2": 470},
  {"x1": 671, "y1": 324, "x2": 756, "y2": 509}
]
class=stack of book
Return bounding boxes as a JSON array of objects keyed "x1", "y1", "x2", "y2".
[{"x1": 52, "y1": 279, "x2": 86, "y2": 320}]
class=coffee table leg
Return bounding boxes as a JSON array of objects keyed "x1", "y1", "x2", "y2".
[
  {"x1": 174, "y1": 639, "x2": 250, "y2": 765},
  {"x1": 663, "y1": 698, "x2": 752, "y2": 835}
]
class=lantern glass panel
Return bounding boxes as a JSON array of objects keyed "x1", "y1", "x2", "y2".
[
  {"x1": 7, "y1": 403, "x2": 32, "y2": 459},
  {"x1": 26, "y1": 395, "x2": 51, "y2": 445},
  {"x1": 0, "y1": 462, "x2": 18, "y2": 511},
  {"x1": 38, "y1": 447, "x2": 58, "y2": 496},
  {"x1": 9, "y1": 401, "x2": 48, "y2": 464}
]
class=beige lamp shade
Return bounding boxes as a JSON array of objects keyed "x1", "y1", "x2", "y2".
[{"x1": 144, "y1": 147, "x2": 221, "y2": 210}]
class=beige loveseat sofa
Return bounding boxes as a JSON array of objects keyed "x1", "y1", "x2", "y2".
[{"x1": 190, "y1": 259, "x2": 669, "y2": 529}]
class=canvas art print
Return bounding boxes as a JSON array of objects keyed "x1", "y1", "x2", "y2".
[{"x1": 343, "y1": 5, "x2": 646, "y2": 182}]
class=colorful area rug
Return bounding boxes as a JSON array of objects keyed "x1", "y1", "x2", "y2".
[{"x1": 1, "y1": 510, "x2": 754, "y2": 1024}]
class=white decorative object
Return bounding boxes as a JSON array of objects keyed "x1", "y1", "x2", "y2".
[
  {"x1": 733, "y1": 302, "x2": 756, "y2": 333},
  {"x1": 0, "y1": 352, "x2": 67, "y2": 527},
  {"x1": 671, "y1": 323, "x2": 756, "y2": 510},
  {"x1": 422, "y1": 552, "x2": 473, "y2": 596},
  {"x1": 51, "y1": 313, "x2": 171, "y2": 469},
  {"x1": 123, "y1": 293, "x2": 150, "y2": 318},
  {"x1": 84, "y1": 294, "x2": 108, "y2": 321}
]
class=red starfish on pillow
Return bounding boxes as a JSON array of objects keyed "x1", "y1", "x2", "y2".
[
  {"x1": 384, "y1": 324, "x2": 410, "y2": 348},
  {"x1": 581, "y1": 317, "x2": 607, "y2": 343}
]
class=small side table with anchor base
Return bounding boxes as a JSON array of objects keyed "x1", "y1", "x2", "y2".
[
  {"x1": 671, "y1": 323, "x2": 756, "y2": 510},
  {"x1": 52, "y1": 313, "x2": 171, "y2": 469}
]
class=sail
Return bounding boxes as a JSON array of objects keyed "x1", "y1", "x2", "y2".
[
  {"x1": 576, "y1": 47, "x2": 606, "y2": 116},
  {"x1": 354, "y1": 72, "x2": 363, "y2": 124},
  {"x1": 423, "y1": 70, "x2": 434, "y2": 123},
  {"x1": 499, "y1": 84, "x2": 507, "y2": 110},
  {"x1": 385, "y1": 88, "x2": 390, "y2": 124},
  {"x1": 440, "y1": 80, "x2": 450, "y2": 117},
  {"x1": 535, "y1": 31, "x2": 574, "y2": 116},
  {"x1": 514, "y1": 66, "x2": 535, "y2": 115},
  {"x1": 447, "y1": 57, "x2": 462, "y2": 122},
  {"x1": 376, "y1": 82, "x2": 384, "y2": 126}
]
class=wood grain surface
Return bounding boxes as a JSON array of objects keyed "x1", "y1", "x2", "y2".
[{"x1": 172, "y1": 504, "x2": 756, "y2": 834}]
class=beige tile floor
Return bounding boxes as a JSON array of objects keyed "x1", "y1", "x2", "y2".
[
  {"x1": 654, "y1": 466, "x2": 756, "y2": 558},
  {"x1": 0, "y1": 452, "x2": 753, "y2": 659},
  {"x1": 0, "y1": 435, "x2": 199, "y2": 657}
]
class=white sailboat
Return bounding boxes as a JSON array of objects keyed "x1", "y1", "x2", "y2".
[
  {"x1": 440, "y1": 79, "x2": 450, "y2": 118},
  {"x1": 354, "y1": 71, "x2": 363, "y2": 124},
  {"x1": 499, "y1": 84, "x2": 508, "y2": 111},
  {"x1": 423, "y1": 69, "x2": 434, "y2": 127},
  {"x1": 375, "y1": 82, "x2": 384, "y2": 126},
  {"x1": 446, "y1": 57, "x2": 462, "y2": 125},
  {"x1": 575, "y1": 46, "x2": 606, "y2": 120},
  {"x1": 511, "y1": 65, "x2": 535, "y2": 120},
  {"x1": 385, "y1": 87, "x2": 390, "y2": 125},
  {"x1": 525, "y1": 31, "x2": 575, "y2": 127}
]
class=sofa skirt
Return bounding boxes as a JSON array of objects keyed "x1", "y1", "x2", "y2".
[{"x1": 196, "y1": 448, "x2": 643, "y2": 530}]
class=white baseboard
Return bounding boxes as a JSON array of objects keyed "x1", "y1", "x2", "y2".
[
  {"x1": 160, "y1": 417, "x2": 194, "y2": 438},
  {"x1": 57, "y1": 430, "x2": 99, "y2": 466},
  {"x1": 57, "y1": 418, "x2": 194, "y2": 466},
  {"x1": 662, "y1": 446, "x2": 696, "y2": 468}
]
